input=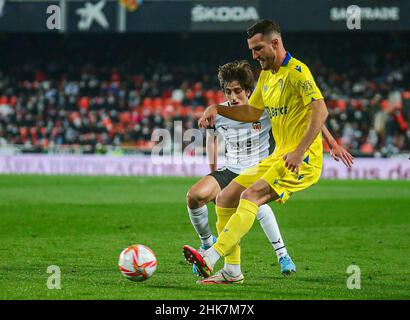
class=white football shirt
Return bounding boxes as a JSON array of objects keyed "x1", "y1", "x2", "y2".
[{"x1": 214, "y1": 102, "x2": 273, "y2": 174}]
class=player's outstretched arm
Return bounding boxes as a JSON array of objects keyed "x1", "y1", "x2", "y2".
[
  {"x1": 206, "y1": 130, "x2": 218, "y2": 172},
  {"x1": 198, "y1": 104, "x2": 263, "y2": 128},
  {"x1": 283, "y1": 99, "x2": 329, "y2": 173},
  {"x1": 322, "y1": 125, "x2": 354, "y2": 168}
]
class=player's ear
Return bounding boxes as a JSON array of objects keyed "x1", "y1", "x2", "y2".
[{"x1": 271, "y1": 37, "x2": 279, "y2": 49}]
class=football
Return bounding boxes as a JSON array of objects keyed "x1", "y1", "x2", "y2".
[{"x1": 118, "y1": 244, "x2": 158, "y2": 282}]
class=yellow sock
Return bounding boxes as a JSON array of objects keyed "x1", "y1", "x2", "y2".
[
  {"x1": 213, "y1": 199, "x2": 259, "y2": 258},
  {"x1": 215, "y1": 206, "x2": 241, "y2": 265},
  {"x1": 215, "y1": 206, "x2": 235, "y2": 235}
]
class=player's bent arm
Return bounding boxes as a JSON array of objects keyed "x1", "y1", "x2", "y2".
[
  {"x1": 322, "y1": 125, "x2": 354, "y2": 168},
  {"x1": 216, "y1": 104, "x2": 263, "y2": 123},
  {"x1": 283, "y1": 99, "x2": 328, "y2": 173},
  {"x1": 198, "y1": 104, "x2": 263, "y2": 128},
  {"x1": 322, "y1": 125, "x2": 338, "y2": 149},
  {"x1": 206, "y1": 131, "x2": 218, "y2": 172},
  {"x1": 296, "y1": 99, "x2": 329, "y2": 154}
]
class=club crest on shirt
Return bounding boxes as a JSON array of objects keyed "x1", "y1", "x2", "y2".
[
  {"x1": 252, "y1": 121, "x2": 262, "y2": 131},
  {"x1": 300, "y1": 80, "x2": 315, "y2": 96}
]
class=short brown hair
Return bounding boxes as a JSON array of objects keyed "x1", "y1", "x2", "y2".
[
  {"x1": 217, "y1": 60, "x2": 254, "y2": 92},
  {"x1": 246, "y1": 19, "x2": 281, "y2": 39}
]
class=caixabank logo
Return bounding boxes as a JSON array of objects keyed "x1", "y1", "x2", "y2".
[{"x1": 76, "y1": 0, "x2": 110, "y2": 30}]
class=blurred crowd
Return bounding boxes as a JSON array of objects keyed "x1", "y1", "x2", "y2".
[{"x1": 0, "y1": 33, "x2": 409, "y2": 156}]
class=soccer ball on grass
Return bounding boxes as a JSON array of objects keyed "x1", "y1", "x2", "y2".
[{"x1": 118, "y1": 244, "x2": 157, "y2": 282}]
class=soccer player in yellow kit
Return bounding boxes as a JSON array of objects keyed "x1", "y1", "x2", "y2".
[{"x1": 183, "y1": 20, "x2": 333, "y2": 283}]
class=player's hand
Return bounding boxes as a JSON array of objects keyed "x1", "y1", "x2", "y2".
[
  {"x1": 283, "y1": 149, "x2": 304, "y2": 174},
  {"x1": 329, "y1": 142, "x2": 354, "y2": 168},
  {"x1": 198, "y1": 105, "x2": 218, "y2": 128}
]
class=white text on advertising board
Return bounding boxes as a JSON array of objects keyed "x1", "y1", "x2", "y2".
[
  {"x1": 330, "y1": 6, "x2": 400, "y2": 21},
  {"x1": 192, "y1": 5, "x2": 259, "y2": 23}
]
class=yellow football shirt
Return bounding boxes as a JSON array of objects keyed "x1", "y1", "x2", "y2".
[{"x1": 249, "y1": 52, "x2": 324, "y2": 168}]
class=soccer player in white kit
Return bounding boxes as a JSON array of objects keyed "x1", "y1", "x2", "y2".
[{"x1": 186, "y1": 60, "x2": 353, "y2": 283}]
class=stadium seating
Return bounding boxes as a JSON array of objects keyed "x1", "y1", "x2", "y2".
[{"x1": 0, "y1": 33, "x2": 409, "y2": 156}]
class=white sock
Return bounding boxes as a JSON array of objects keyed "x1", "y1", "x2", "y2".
[
  {"x1": 257, "y1": 204, "x2": 288, "y2": 260},
  {"x1": 188, "y1": 205, "x2": 214, "y2": 247},
  {"x1": 224, "y1": 263, "x2": 242, "y2": 277},
  {"x1": 205, "y1": 247, "x2": 220, "y2": 268}
]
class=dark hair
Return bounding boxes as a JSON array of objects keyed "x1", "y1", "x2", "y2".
[
  {"x1": 217, "y1": 60, "x2": 255, "y2": 92},
  {"x1": 246, "y1": 19, "x2": 281, "y2": 39}
]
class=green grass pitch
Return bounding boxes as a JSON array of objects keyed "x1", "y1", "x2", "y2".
[{"x1": 0, "y1": 175, "x2": 409, "y2": 300}]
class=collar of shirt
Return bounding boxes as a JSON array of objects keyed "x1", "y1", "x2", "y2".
[{"x1": 271, "y1": 51, "x2": 292, "y2": 74}]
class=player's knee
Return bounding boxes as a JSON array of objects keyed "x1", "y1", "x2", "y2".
[
  {"x1": 240, "y1": 184, "x2": 272, "y2": 206},
  {"x1": 215, "y1": 187, "x2": 234, "y2": 207},
  {"x1": 215, "y1": 191, "x2": 226, "y2": 207},
  {"x1": 240, "y1": 188, "x2": 261, "y2": 203},
  {"x1": 240, "y1": 189, "x2": 253, "y2": 201},
  {"x1": 186, "y1": 188, "x2": 209, "y2": 208},
  {"x1": 216, "y1": 186, "x2": 240, "y2": 208},
  {"x1": 186, "y1": 189, "x2": 199, "y2": 208}
]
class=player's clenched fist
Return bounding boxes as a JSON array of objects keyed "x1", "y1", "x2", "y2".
[{"x1": 198, "y1": 105, "x2": 218, "y2": 128}]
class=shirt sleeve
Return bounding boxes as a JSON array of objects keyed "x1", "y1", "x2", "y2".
[
  {"x1": 249, "y1": 71, "x2": 266, "y2": 110},
  {"x1": 291, "y1": 63, "x2": 323, "y2": 106}
]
